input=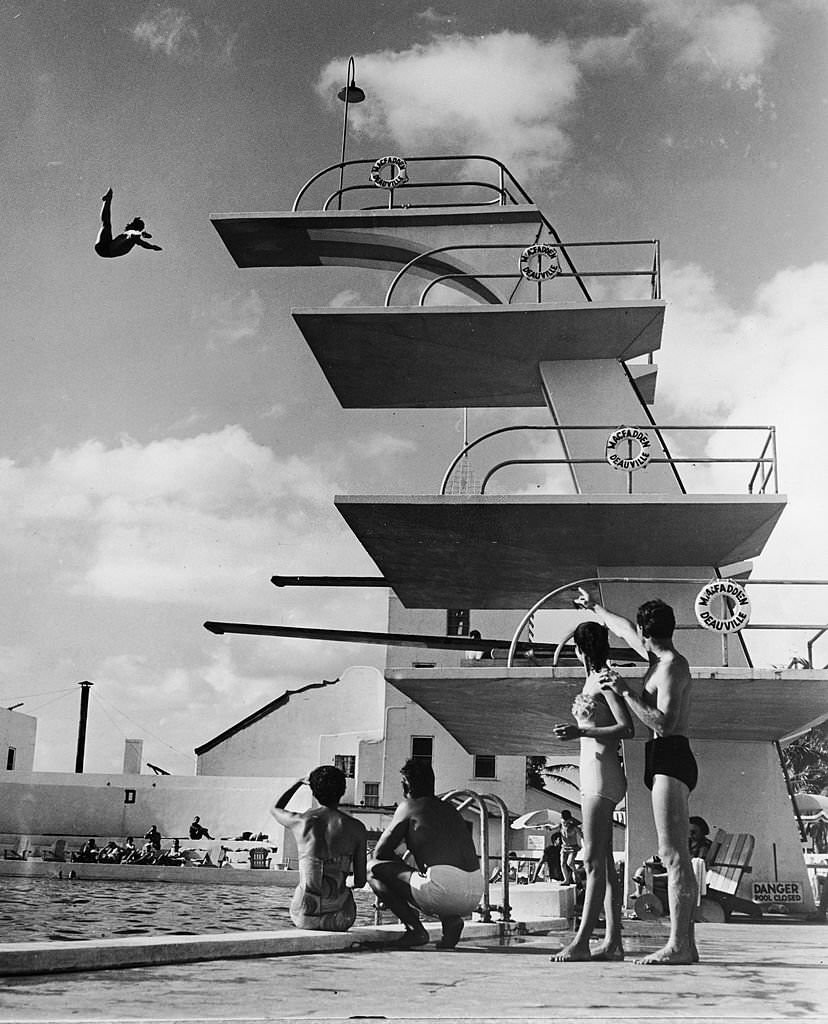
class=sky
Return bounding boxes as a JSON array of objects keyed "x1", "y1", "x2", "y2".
[{"x1": 0, "y1": 0, "x2": 826, "y2": 773}]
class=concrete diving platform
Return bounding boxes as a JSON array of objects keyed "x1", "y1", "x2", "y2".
[
  {"x1": 387, "y1": 666, "x2": 828, "y2": 750},
  {"x1": 293, "y1": 302, "x2": 665, "y2": 408},
  {"x1": 210, "y1": 206, "x2": 545, "y2": 304},
  {"x1": 334, "y1": 493, "x2": 786, "y2": 608}
]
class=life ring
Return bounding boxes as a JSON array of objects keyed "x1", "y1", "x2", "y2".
[
  {"x1": 370, "y1": 155, "x2": 408, "y2": 189},
  {"x1": 519, "y1": 243, "x2": 560, "y2": 281},
  {"x1": 605, "y1": 427, "x2": 651, "y2": 471},
  {"x1": 694, "y1": 580, "x2": 752, "y2": 633}
]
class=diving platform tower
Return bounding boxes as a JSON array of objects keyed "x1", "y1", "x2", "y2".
[{"x1": 211, "y1": 153, "x2": 824, "y2": 910}]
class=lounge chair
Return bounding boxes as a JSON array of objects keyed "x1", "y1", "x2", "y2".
[{"x1": 249, "y1": 846, "x2": 272, "y2": 869}]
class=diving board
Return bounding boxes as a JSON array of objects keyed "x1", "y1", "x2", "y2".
[
  {"x1": 334, "y1": 493, "x2": 786, "y2": 608},
  {"x1": 292, "y1": 302, "x2": 665, "y2": 408},
  {"x1": 386, "y1": 666, "x2": 828, "y2": 749}
]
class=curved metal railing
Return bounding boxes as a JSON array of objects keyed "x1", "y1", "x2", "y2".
[
  {"x1": 441, "y1": 789, "x2": 512, "y2": 923},
  {"x1": 505, "y1": 575, "x2": 828, "y2": 669},
  {"x1": 384, "y1": 239, "x2": 661, "y2": 307},
  {"x1": 441, "y1": 424, "x2": 779, "y2": 497}
]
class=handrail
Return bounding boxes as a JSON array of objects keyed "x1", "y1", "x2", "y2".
[
  {"x1": 290, "y1": 152, "x2": 594, "y2": 301},
  {"x1": 481, "y1": 456, "x2": 776, "y2": 495},
  {"x1": 506, "y1": 576, "x2": 828, "y2": 669},
  {"x1": 441, "y1": 423, "x2": 779, "y2": 497},
  {"x1": 385, "y1": 239, "x2": 660, "y2": 308},
  {"x1": 440, "y1": 789, "x2": 512, "y2": 922},
  {"x1": 807, "y1": 628, "x2": 828, "y2": 669},
  {"x1": 293, "y1": 154, "x2": 531, "y2": 212}
]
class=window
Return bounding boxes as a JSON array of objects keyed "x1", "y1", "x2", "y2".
[
  {"x1": 333, "y1": 754, "x2": 355, "y2": 778},
  {"x1": 446, "y1": 609, "x2": 470, "y2": 636},
  {"x1": 124, "y1": 789, "x2": 136, "y2": 804},
  {"x1": 363, "y1": 782, "x2": 380, "y2": 808},
  {"x1": 6, "y1": 747, "x2": 15, "y2": 771},
  {"x1": 474, "y1": 754, "x2": 496, "y2": 779},
  {"x1": 411, "y1": 736, "x2": 433, "y2": 765}
]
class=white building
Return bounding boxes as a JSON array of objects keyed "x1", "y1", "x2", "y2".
[{"x1": 0, "y1": 707, "x2": 37, "y2": 774}]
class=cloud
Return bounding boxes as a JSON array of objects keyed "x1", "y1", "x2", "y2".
[
  {"x1": 639, "y1": 1, "x2": 775, "y2": 86},
  {"x1": 317, "y1": 32, "x2": 585, "y2": 180},
  {"x1": 657, "y1": 259, "x2": 828, "y2": 660},
  {"x1": 349, "y1": 433, "x2": 417, "y2": 460},
  {"x1": 192, "y1": 289, "x2": 264, "y2": 345},
  {"x1": 0, "y1": 426, "x2": 373, "y2": 607},
  {"x1": 329, "y1": 289, "x2": 363, "y2": 308},
  {"x1": 131, "y1": 6, "x2": 237, "y2": 66}
]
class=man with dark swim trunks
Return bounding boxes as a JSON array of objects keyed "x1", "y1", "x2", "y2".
[{"x1": 575, "y1": 589, "x2": 698, "y2": 965}]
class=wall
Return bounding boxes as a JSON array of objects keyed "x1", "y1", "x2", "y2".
[
  {"x1": 624, "y1": 739, "x2": 814, "y2": 911},
  {"x1": 0, "y1": 771, "x2": 309, "y2": 845},
  {"x1": 197, "y1": 666, "x2": 385, "y2": 777},
  {"x1": 0, "y1": 708, "x2": 37, "y2": 773}
]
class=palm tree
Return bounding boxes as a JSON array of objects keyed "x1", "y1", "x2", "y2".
[
  {"x1": 781, "y1": 723, "x2": 828, "y2": 794},
  {"x1": 526, "y1": 756, "x2": 579, "y2": 791}
]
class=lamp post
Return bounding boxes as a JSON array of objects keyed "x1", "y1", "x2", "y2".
[{"x1": 336, "y1": 56, "x2": 365, "y2": 209}]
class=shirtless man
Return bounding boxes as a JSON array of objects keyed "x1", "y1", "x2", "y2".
[
  {"x1": 575, "y1": 588, "x2": 698, "y2": 965},
  {"x1": 94, "y1": 188, "x2": 162, "y2": 258},
  {"x1": 367, "y1": 758, "x2": 483, "y2": 949},
  {"x1": 271, "y1": 766, "x2": 367, "y2": 931}
]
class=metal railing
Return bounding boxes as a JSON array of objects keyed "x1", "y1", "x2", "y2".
[
  {"x1": 505, "y1": 575, "x2": 828, "y2": 669},
  {"x1": 371, "y1": 788, "x2": 513, "y2": 926},
  {"x1": 291, "y1": 154, "x2": 594, "y2": 303},
  {"x1": 441, "y1": 789, "x2": 512, "y2": 923},
  {"x1": 441, "y1": 424, "x2": 779, "y2": 497},
  {"x1": 385, "y1": 239, "x2": 661, "y2": 306},
  {"x1": 293, "y1": 154, "x2": 530, "y2": 212}
]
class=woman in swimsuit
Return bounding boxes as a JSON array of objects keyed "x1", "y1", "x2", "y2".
[{"x1": 551, "y1": 621, "x2": 634, "y2": 961}]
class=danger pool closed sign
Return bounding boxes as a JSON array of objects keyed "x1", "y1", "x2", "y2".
[{"x1": 751, "y1": 881, "x2": 803, "y2": 903}]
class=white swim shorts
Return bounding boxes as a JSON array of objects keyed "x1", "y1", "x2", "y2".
[{"x1": 409, "y1": 865, "x2": 484, "y2": 917}]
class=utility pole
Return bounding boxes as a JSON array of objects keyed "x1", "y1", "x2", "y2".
[{"x1": 75, "y1": 680, "x2": 93, "y2": 773}]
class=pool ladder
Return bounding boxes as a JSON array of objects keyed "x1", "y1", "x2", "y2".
[{"x1": 372, "y1": 789, "x2": 512, "y2": 925}]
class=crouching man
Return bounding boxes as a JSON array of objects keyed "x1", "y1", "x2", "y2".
[
  {"x1": 368, "y1": 758, "x2": 483, "y2": 948},
  {"x1": 271, "y1": 765, "x2": 367, "y2": 931}
]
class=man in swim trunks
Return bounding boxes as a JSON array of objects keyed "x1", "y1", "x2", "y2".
[
  {"x1": 575, "y1": 589, "x2": 698, "y2": 965},
  {"x1": 367, "y1": 758, "x2": 484, "y2": 949},
  {"x1": 95, "y1": 188, "x2": 162, "y2": 258},
  {"x1": 558, "y1": 809, "x2": 583, "y2": 885},
  {"x1": 271, "y1": 766, "x2": 367, "y2": 931}
]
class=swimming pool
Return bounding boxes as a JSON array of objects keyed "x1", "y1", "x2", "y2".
[{"x1": 0, "y1": 877, "x2": 378, "y2": 943}]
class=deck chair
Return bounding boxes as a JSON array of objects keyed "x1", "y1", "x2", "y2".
[
  {"x1": 249, "y1": 846, "x2": 272, "y2": 870},
  {"x1": 43, "y1": 839, "x2": 67, "y2": 862},
  {"x1": 3, "y1": 837, "x2": 30, "y2": 860},
  {"x1": 700, "y1": 829, "x2": 762, "y2": 921}
]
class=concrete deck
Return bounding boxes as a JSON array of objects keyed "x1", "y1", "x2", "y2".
[
  {"x1": 292, "y1": 302, "x2": 665, "y2": 408},
  {"x1": 1, "y1": 918, "x2": 825, "y2": 1022},
  {"x1": 386, "y1": 666, "x2": 828, "y2": 749},
  {"x1": 334, "y1": 494, "x2": 786, "y2": 608}
]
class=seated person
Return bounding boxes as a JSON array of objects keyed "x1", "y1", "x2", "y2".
[
  {"x1": 121, "y1": 837, "x2": 137, "y2": 862},
  {"x1": 74, "y1": 838, "x2": 99, "y2": 862},
  {"x1": 367, "y1": 758, "x2": 484, "y2": 949},
  {"x1": 688, "y1": 816, "x2": 712, "y2": 860},
  {"x1": 189, "y1": 816, "x2": 214, "y2": 841},
  {"x1": 271, "y1": 766, "x2": 367, "y2": 932},
  {"x1": 144, "y1": 825, "x2": 162, "y2": 851},
  {"x1": 97, "y1": 840, "x2": 123, "y2": 863},
  {"x1": 633, "y1": 815, "x2": 712, "y2": 895}
]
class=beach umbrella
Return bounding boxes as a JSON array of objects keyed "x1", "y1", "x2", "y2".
[
  {"x1": 794, "y1": 792, "x2": 828, "y2": 816},
  {"x1": 511, "y1": 809, "x2": 563, "y2": 830}
]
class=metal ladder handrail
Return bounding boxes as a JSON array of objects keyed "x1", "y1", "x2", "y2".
[{"x1": 440, "y1": 789, "x2": 512, "y2": 923}]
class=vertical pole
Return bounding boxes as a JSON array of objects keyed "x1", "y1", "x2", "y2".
[{"x1": 75, "y1": 680, "x2": 93, "y2": 774}]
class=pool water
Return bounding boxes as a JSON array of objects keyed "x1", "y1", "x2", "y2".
[{"x1": 0, "y1": 878, "x2": 377, "y2": 943}]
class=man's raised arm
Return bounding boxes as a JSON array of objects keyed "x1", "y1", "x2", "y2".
[{"x1": 575, "y1": 587, "x2": 647, "y2": 658}]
